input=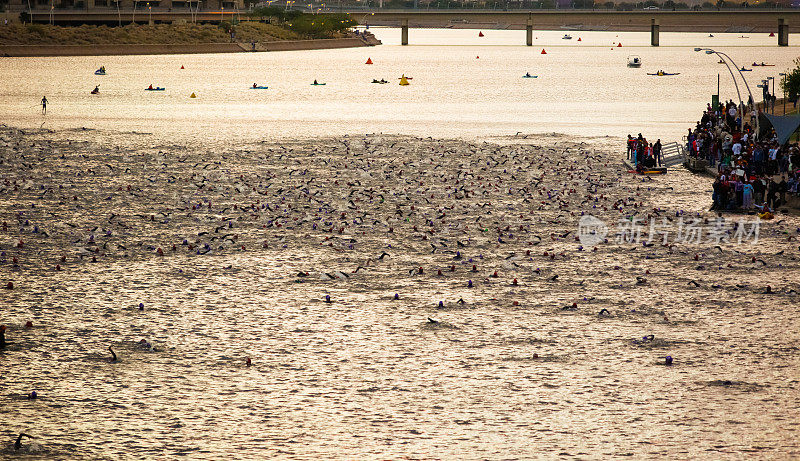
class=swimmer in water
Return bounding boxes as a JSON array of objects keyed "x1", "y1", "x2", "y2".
[
  {"x1": 14, "y1": 433, "x2": 33, "y2": 451},
  {"x1": 324, "y1": 295, "x2": 332, "y2": 303},
  {"x1": 598, "y1": 308, "x2": 610, "y2": 316},
  {"x1": 108, "y1": 346, "x2": 117, "y2": 362}
]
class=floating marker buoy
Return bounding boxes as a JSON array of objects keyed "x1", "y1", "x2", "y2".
[
  {"x1": 190, "y1": 92, "x2": 196, "y2": 98},
  {"x1": 180, "y1": 65, "x2": 184, "y2": 69},
  {"x1": 478, "y1": 31, "x2": 484, "y2": 37},
  {"x1": 365, "y1": 57, "x2": 373, "y2": 64},
  {"x1": 769, "y1": 32, "x2": 775, "y2": 37},
  {"x1": 617, "y1": 42, "x2": 622, "y2": 47},
  {"x1": 541, "y1": 49, "x2": 547, "y2": 54},
  {"x1": 476, "y1": 56, "x2": 479, "y2": 59},
  {"x1": 577, "y1": 37, "x2": 581, "y2": 41}
]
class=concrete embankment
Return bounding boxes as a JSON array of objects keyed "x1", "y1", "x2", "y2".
[{"x1": 0, "y1": 36, "x2": 379, "y2": 57}]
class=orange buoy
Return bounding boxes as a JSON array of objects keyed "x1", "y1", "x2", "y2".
[
  {"x1": 365, "y1": 57, "x2": 373, "y2": 64},
  {"x1": 617, "y1": 42, "x2": 622, "y2": 47},
  {"x1": 478, "y1": 31, "x2": 484, "y2": 37},
  {"x1": 541, "y1": 49, "x2": 547, "y2": 54}
]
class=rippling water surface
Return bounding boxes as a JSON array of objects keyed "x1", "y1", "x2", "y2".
[{"x1": 1, "y1": 29, "x2": 799, "y2": 459}]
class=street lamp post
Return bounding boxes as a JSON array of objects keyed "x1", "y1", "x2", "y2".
[
  {"x1": 148, "y1": 3, "x2": 152, "y2": 24},
  {"x1": 767, "y1": 76, "x2": 775, "y2": 114},
  {"x1": 695, "y1": 47, "x2": 758, "y2": 137},
  {"x1": 779, "y1": 72, "x2": 787, "y2": 115}
]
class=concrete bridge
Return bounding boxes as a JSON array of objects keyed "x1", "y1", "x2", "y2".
[{"x1": 359, "y1": 10, "x2": 798, "y2": 46}]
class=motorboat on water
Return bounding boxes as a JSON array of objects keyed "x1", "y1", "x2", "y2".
[
  {"x1": 562, "y1": 34, "x2": 572, "y2": 39},
  {"x1": 627, "y1": 55, "x2": 642, "y2": 68},
  {"x1": 94, "y1": 66, "x2": 106, "y2": 75}
]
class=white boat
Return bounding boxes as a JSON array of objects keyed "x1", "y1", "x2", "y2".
[
  {"x1": 562, "y1": 34, "x2": 572, "y2": 40},
  {"x1": 627, "y1": 55, "x2": 642, "y2": 68}
]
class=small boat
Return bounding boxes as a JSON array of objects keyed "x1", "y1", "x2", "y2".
[
  {"x1": 250, "y1": 86, "x2": 269, "y2": 89},
  {"x1": 94, "y1": 67, "x2": 106, "y2": 75},
  {"x1": 739, "y1": 67, "x2": 753, "y2": 72},
  {"x1": 311, "y1": 81, "x2": 326, "y2": 86},
  {"x1": 90, "y1": 88, "x2": 99, "y2": 95},
  {"x1": 145, "y1": 87, "x2": 166, "y2": 91},
  {"x1": 708, "y1": 34, "x2": 714, "y2": 37},
  {"x1": 718, "y1": 59, "x2": 725, "y2": 64},
  {"x1": 752, "y1": 62, "x2": 774, "y2": 67},
  {"x1": 627, "y1": 55, "x2": 642, "y2": 68},
  {"x1": 522, "y1": 73, "x2": 538, "y2": 78},
  {"x1": 371, "y1": 79, "x2": 389, "y2": 84},
  {"x1": 647, "y1": 71, "x2": 680, "y2": 76},
  {"x1": 562, "y1": 34, "x2": 572, "y2": 40},
  {"x1": 399, "y1": 76, "x2": 410, "y2": 86}
]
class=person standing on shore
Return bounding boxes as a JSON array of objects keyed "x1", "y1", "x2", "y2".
[{"x1": 41, "y1": 96, "x2": 47, "y2": 114}]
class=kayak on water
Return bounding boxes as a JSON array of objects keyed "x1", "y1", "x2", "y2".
[
  {"x1": 250, "y1": 86, "x2": 269, "y2": 89},
  {"x1": 522, "y1": 74, "x2": 538, "y2": 78},
  {"x1": 145, "y1": 87, "x2": 166, "y2": 91},
  {"x1": 647, "y1": 71, "x2": 680, "y2": 76},
  {"x1": 372, "y1": 79, "x2": 389, "y2": 84}
]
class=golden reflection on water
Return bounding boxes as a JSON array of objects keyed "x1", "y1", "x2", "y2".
[{"x1": 1, "y1": 126, "x2": 799, "y2": 458}]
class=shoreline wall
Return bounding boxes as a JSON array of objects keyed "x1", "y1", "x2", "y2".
[{"x1": 0, "y1": 37, "x2": 375, "y2": 57}]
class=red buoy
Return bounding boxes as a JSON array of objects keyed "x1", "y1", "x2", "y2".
[
  {"x1": 365, "y1": 57, "x2": 373, "y2": 64},
  {"x1": 541, "y1": 49, "x2": 547, "y2": 54},
  {"x1": 478, "y1": 31, "x2": 484, "y2": 37}
]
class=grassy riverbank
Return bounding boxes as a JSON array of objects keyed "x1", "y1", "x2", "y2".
[{"x1": 0, "y1": 22, "x2": 333, "y2": 46}]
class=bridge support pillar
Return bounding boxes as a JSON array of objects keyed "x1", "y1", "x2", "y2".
[
  {"x1": 778, "y1": 18, "x2": 788, "y2": 46},
  {"x1": 526, "y1": 18, "x2": 533, "y2": 46},
  {"x1": 401, "y1": 19, "x2": 409, "y2": 46},
  {"x1": 650, "y1": 18, "x2": 659, "y2": 46}
]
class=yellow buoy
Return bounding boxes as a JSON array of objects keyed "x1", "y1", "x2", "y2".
[
  {"x1": 399, "y1": 76, "x2": 409, "y2": 86},
  {"x1": 190, "y1": 92, "x2": 196, "y2": 98}
]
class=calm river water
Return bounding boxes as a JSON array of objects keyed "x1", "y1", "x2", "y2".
[
  {"x1": 1, "y1": 29, "x2": 799, "y2": 459},
  {"x1": 0, "y1": 29, "x2": 798, "y2": 143}
]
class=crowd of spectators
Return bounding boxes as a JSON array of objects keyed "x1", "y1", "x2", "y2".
[{"x1": 686, "y1": 99, "x2": 799, "y2": 212}]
